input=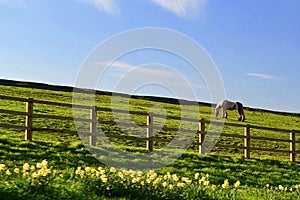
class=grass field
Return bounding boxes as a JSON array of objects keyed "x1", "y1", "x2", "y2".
[{"x1": 0, "y1": 79, "x2": 300, "y2": 199}]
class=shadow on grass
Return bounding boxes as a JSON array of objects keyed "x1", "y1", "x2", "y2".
[{"x1": 1, "y1": 131, "x2": 300, "y2": 188}]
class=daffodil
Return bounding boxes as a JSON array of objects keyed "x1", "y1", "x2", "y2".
[
  {"x1": 41, "y1": 160, "x2": 48, "y2": 168},
  {"x1": 118, "y1": 172, "x2": 124, "y2": 179},
  {"x1": 177, "y1": 182, "x2": 185, "y2": 188},
  {"x1": 203, "y1": 180, "x2": 210, "y2": 186},
  {"x1": 85, "y1": 167, "x2": 91, "y2": 172},
  {"x1": 172, "y1": 174, "x2": 179, "y2": 182},
  {"x1": 110, "y1": 167, "x2": 116, "y2": 173},
  {"x1": 211, "y1": 184, "x2": 217, "y2": 191},
  {"x1": 14, "y1": 168, "x2": 20, "y2": 174},
  {"x1": 194, "y1": 172, "x2": 200, "y2": 180},
  {"x1": 100, "y1": 174, "x2": 108, "y2": 183},
  {"x1": 279, "y1": 185, "x2": 284, "y2": 191},
  {"x1": 222, "y1": 179, "x2": 229, "y2": 189},
  {"x1": 23, "y1": 163, "x2": 30, "y2": 172},
  {"x1": 234, "y1": 180, "x2": 241, "y2": 188},
  {"x1": 32, "y1": 172, "x2": 40, "y2": 179},
  {"x1": 153, "y1": 177, "x2": 162, "y2": 186},
  {"x1": 0, "y1": 164, "x2": 5, "y2": 172},
  {"x1": 162, "y1": 182, "x2": 168, "y2": 188}
]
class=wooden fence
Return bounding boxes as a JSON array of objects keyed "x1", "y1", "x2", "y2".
[{"x1": 0, "y1": 94, "x2": 299, "y2": 162}]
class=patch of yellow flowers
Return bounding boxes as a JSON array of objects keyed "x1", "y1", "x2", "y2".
[{"x1": 0, "y1": 160, "x2": 298, "y2": 193}]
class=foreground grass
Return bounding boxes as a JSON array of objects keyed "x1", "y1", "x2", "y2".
[
  {"x1": 1, "y1": 129, "x2": 300, "y2": 199},
  {"x1": 0, "y1": 80, "x2": 300, "y2": 199},
  {"x1": 1, "y1": 159, "x2": 300, "y2": 200}
]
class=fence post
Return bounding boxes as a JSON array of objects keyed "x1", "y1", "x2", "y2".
[
  {"x1": 25, "y1": 98, "x2": 34, "y2": 141},
  {"x1": 90, "y1": 106, "x2": 97, "y2": 146},
  {"x1": 290, "y1": 130, "x2": 296, "y2": 162},
  {"x1": 244, "y1": 125, "x2": 250, "y2": 159},
  {"x1": 146, "y1": 112, "x2": 153, "y2": 151},
  {"x1": 199, "y1": 118, "x2": 206, "y2": 154}
]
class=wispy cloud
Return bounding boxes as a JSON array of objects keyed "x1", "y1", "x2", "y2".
[
  {"x1": 244, "y1": 73, "x2": 279, "y2": 80},
  {"x1": 77, "y1": 0, "x2": 120, "y2": 16},
  {"x1": 151, "y1": 0, "x2": 206, "y2": 19},
  {"x1": 95, "y1": 61, "x2": 206, "y2": 89},
  {"x1": 0, "y1": 0, "x2": 28, "y2": 8},
  {"x1": 95, "y1": 61, "x2": 178, "y2": 77}
]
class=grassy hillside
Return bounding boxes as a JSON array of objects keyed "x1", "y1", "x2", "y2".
[{"x1": 0, "y1": 79, "x2": 300, "y2": 199}]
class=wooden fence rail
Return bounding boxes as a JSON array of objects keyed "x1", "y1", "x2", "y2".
[{"x1": 0, "y1": 95, "x2": 300, "y2": 162}]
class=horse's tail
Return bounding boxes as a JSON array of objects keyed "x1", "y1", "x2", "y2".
[{"x1": 236, "y1": 102, "x2": 246, "y2": 121}]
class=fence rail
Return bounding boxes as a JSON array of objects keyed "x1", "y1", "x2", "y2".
[{"x1": 0, "y1": 95, "x2": 300, "y2": 162}]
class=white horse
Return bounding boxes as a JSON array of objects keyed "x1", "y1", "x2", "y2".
[{"x1": 215, "y1": 100, "x2": 246, "y2": 121}]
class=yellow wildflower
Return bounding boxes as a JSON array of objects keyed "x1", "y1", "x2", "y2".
[
  {"x1": 265, "y1": 184, "x2": 270, "y2": 188},
  {"x1": 172, "y1": 174, "x2": 179, "y2": 182},
  {"x1": 0, "y1": 164, "x2": 5, "y2": 171},
  {"x1": 129, "y1": 170, "x2": 136, "y2": 178},
  {"x1": 85, "y1": 167, "x2": 91, "y2": 172},
  {"x1": 137, "y1": 171, "x2": 143, "y2": 177},
  {"x1": 146, "y1": 178, "x2": 152, "y2": 184},
  {"x1": 181, "y1": 177, "x2": 192, "y2": 184},
  {"x1": 23, "y1": 172, "x2": 29, "y2": 176},
  {"x1": 121, "y1": 170, "x2": 129, "y2": 176},
  {"x1": 6, "y1": 170, "x2": 11, "y2": 176},
  {"x1": 118, "y1": 172, "x2": 124, "y2": 179},
  {"x1": 194, "y1": 172, "x2": 200, "y2": 180},
  {"x1": 30, "y1": 165, "x2": 35, "y2": 171},
  {"x1": 14, "y1": 168, "x2": 20, "y2": 174},
  {"x1": 110, "y1": 167, "x2": 117, "y2": 173},
  {"x1": 96, "y1": 171, "x2": 100, "y2": 177},
  {"x1": 100, "y1": 174, "x2": 108, "y2": 183},
  {"x1": 140, "y1": 181, "x2": 145, "y2": 186},
  {"x1": 132, "y1": 177, "x2": 140, "y2": 184},
  {"x1": 163, "y1": 172, "x2": 171, "y2": 180},
  {"x1": 211, "y1": 185, "x2": 217, "y2": 191},
  {"x1": 177, "y1": 182, "x2": 185, "y2": 188},
  {"x1": 200, "y1": 176, "x2": 206, "y2": 183},
  {"x1": 41, "y1": 160, "x2": 48, "y2": 168},
  {"x1": 23, "y1": 163, "x2": 30, "y2": 172},
  {"x1": 234, "y1": 180, "x2": 241, "y2": 188},
  {"x1": 222, "y1": 179, "x2": 229, "y2": 189},
  {"x1": 203, "y1": 180, "x2": 210, "y2": 186},
  {"x1": 169, "y1": 184, "x2": 174, "y2": 190},
  {"x1": 278, "y1": 185, "x2": 284, "y2": 191},
  {"x1": 36, "y1": 162, "x2": 42, "y2": 169},
  {"x1": 162, "y1": 182, "x2": 168, "y2": 188},
  {"x1": 59, "y1": 174, "x2": 64, "y2": 178},
  {"x1": 75, "y1": 167, "x2": 82, "y2": 175},
  {"x1": 153, "y1": 177, "x2": 162, "y2": 186},
  {"x1": 32, "y1": 172, "x2": 40, "y2": 179}
]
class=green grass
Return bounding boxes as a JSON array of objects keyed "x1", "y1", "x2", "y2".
[{"x1": 0, "y1": 79, "x2": 300, "y2": 199}]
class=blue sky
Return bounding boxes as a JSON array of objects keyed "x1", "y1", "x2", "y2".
[{"x1": 0, "y1": 0, "x2": 299, "y2": 112}]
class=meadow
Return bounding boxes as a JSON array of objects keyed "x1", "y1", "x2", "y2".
[{"x1": 0, "y1": 79, "x2": 300, "y2": 199}]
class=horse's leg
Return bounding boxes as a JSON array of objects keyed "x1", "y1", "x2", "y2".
[
  {"x1": 222, "y1": 109, "x2": 227, "y2": 118},
  {"x1": 214, "y1": 108, "x2": 219, "y2": 117}
]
